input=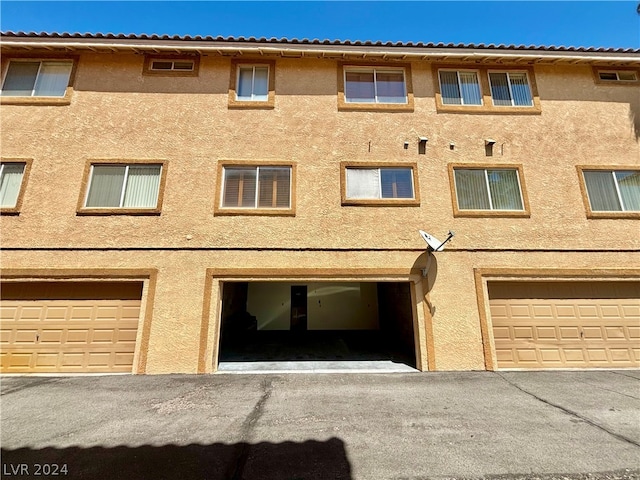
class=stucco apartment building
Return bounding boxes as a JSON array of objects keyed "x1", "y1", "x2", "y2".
[{"x1": 1, "y1": 31, "x2": 638, "y2": 375}]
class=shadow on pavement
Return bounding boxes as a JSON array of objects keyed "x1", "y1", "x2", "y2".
[{"x1": 1, "y1": 437, "x2": 352, "y2": 480}]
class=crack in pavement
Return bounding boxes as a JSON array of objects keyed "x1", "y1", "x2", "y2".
[
  {"x1": 226, "y1": 378, "x2": 275, "y2": 480},
  {"x1": 0, "y1": 377, "x2": 62, "y2": 396},
  {"x1": 496, "y1": 372, "x2": 640, "y2": 449},
  {"x1": 609, "y1": 370, "x2": 640, "y2": 381}
]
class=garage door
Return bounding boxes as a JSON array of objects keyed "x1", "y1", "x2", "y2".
[
  {"x1": 489, "y1": 281, "x2": 640, "y2": 369},
  {"x1": 1, "y1": 282, "x2": 143, "y2": 373}
]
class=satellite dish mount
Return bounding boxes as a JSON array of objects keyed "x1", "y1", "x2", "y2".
[{"x1": 418, "y1": 230, "x2": 455, "y2": 277}]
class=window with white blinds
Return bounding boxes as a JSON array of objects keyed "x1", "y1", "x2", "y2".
[
  {"x1": 222, "y1": 166, "x2": 291, "y2": 209},
  {"x1": 454, "y1": 168, "x2": 524, "y2": 211},
  {"x1": 85, "y1": 164, "x2": 162, "y2": 209},
  {"x1": 2, "y1": 61, "x2": 73, "y2": 97},
  {"x1": 237, "y1": 65, "x2": 269, "y2": 101},
  {"x1": 439, "y1": 70, "x2": 482, "y2": 105},
  {"x1": 345, "y1": 167, "x2": 414, "y2": 200},
  {"x1": 344, "y1": 68, "x2": 407, "y2": 104},
  {"x1": 436, "y1": 66, "x2": 538, "y2": 111},
  {"x1": 0, "y1": 162, "x2": 26, "y2": 208},
  {"x1": 583, "y1": 170, "x2": 640, "y2": 212},
  {"x1": 488, "y1": 72, "x2": 533, "y2": 107}
]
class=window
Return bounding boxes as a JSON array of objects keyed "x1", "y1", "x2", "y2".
[
  {"x1": 229, "y1": 60, "x2": 275, "y2": 108},
  {"x1": 488, "y1": 71, "x2": 533, "y2": 107},
  {"x1": 581, "y1": 169, "x2": 640, "y2": 213},
  {"x1": 338, "y1": 63, "x2": 414, "y2": 111},
  {"x1": 237, "y1": 65, "x2": 269, "y2": 101},
  {"x1": 439, "y1": 70, "x2": 482, "y2": 105},
  {"x1": 0, "y1": 162, "x2": 27, "y2": 212},
  {"x1": 450, "y1": 165, "x2": 529, "y2": 216},
  {"x1": 1, "y1": 60, "x2": 72, "y2": 97},
  {"x1": 150, "y1": 59, "x2": 195, "y2": 72},
  {"x1": 218, "y1": 164, "x2": 294, "y2": 214},
  {"x1": 143, "y1": 55, "x2": 200, "y2": 77},
  {"x1": 81, "y1": 163, "x2": 164, "y2": 213},
  {"x1": 434, "y1": 65, "x2": 540, "y2": 114},
  {"x1": 341, "y1": 163, "x2": 419, "y2": 206},
  {"x1": 596, "y1": 69, "x2": 639, "y2": 83},
  {"x1": 344, "y1": 67, "x2": 407, "y2": 104}
]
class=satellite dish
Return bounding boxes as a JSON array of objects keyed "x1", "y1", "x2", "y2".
[
  {"x1": 419, "y1": 230, "x2": 446, "y2": 252},
  {"x1": 419, "y1": 229, "x2": 455, "y2": 277}
]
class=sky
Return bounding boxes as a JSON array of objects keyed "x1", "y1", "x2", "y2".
[{"x1": 1, "y1": 1, "x2": 639, "y2": 49}]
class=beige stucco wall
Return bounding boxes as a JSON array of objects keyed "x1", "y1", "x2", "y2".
[{"x1": 1, "y1": 50, "x2": 639, "y2": 373}]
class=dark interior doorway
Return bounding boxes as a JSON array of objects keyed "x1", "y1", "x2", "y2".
[{"x1": 290, "y1": 285, "x2": 307, "y2": 332}]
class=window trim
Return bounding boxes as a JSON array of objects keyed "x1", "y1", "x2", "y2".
[
  {"x1": 448, "y1": 163, "x2": 530, "y2": 217},
  {"x1": 215, "y1": 160, "x2": 296, "y2": 216},
  {"x1": 142, "y1": 55, "x2": 200, "y2": 77},
  {"x1": 593, "y1": 67, "x2": 640, "y2": 86},
  {"x1": 0, "y1": 158, "x2": 32, "y2": 215},
  {"x1": 338, "y1": 62, "x2": 414, "y2": 112},
  {"x1": 1, "y1": 56, "x2": 78, "y2": 106},
  {"x1": 434, "y1": 64, "x2": 541, "y2": 114},
  {"x1": 228, "y1": 59, "x2": 276, "y2": 109},
  {"x1": 77, "y1": 159, "x2": 168, "y2": 216},
  {"x1": 576, "y1": 165, "x2": 640, "y2": 219},
  {"x1": 340, "y1": 162, "x2": 420, "y2": 206}
]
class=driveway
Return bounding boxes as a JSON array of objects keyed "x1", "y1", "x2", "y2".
[{"x1": 1, "y1": 371, "x2": 639, "y2": 479}]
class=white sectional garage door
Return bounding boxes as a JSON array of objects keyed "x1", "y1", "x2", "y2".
[
  {"x1": 0, "y1": 282, "x2": 142, "y2": 373},
  {"x1": 489, "y1": 281, "x2": 640, "y2": 369}
]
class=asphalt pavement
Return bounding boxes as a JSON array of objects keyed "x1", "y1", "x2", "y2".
[{"x1": 1, "y1": 371, "x2": 639, "y2": 479}]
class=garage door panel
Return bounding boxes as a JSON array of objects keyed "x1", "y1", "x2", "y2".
[
  {"x1": 16, "y1": 307, "x2": 43, "y2": 321},
  {"x1": 7, "y1": 353, "x2": 32, "y2": 368},
  {"x1": 513, "y1": 327, "x2": 534, "y2": 339},
  {"x1": 489, "y1": 282, "x2": 640, "y2": 369},
  {"x1": 577, "y1": 305, "x2": 600, "y2": 318},
  {"x1": 1, "y1": 306, "x2": 18, "y2": 320},
  {"x1": 536, "y1": 327, "x2": 558, "y2": 339},
  {"x1": 1, "y1": 293, "x2": 142, "y2": 374},
  {"x1": 116, "y1": 329, "x2": 138, "y2": 343},
  {"x1": 36, "y1": 353, "x2": 62, "y2": 368},
  {"x1": 39, "y1": 330, "x2": 64, "y2": 344},
  {"x1": 600, "y1": 305, "x2": 623, "y2": 318},
  {"x1": 69, "y1": 307, "x2": 93, "y2": 320},
  {"x1": 86, "y1": 352, "x2": 111, "y2": 367},
  {"x1": 14, "y1": 330, "x2": 38, "y2": 344},
  {"x1": 559, "y1": 327, "x2": 580, "y2": 339},
  {"x1": 539, "y1": 349, "x2": 562, "y2": 362},
  {"x1": 91, "y1": 329, "x2": 117, "y2": 343},
  {"x1": 622, "y1": 304, "x2": 640, "y2": 317},
  {"x1": 66, "y1": 330, "x2": 90, "y2": 343},
  {"x1": 610, "y1": 349, "x2": 632, "y2": 362},
  {"x1": 516, "y1": 349, "x2": 538, "y2": 363},
  {"x1": 531, "y1": 305, "x2": 554, "y2": 317},
  {"x1": 555, "y1": 305, "x2": 578, "y2": 318},
  {"x1": 582, "y1": 327, "x2": 604, "y2": 339},
  {"x1": 604, "y1": 326, "x2": 626, "y2": 339},
  {"x1": 115, "y1": 352, "x2": 135, "y2": 366}
]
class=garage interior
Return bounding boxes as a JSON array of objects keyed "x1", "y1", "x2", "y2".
[{"x1": 217, "y1": 281, "x2": 417, "y2": 372}]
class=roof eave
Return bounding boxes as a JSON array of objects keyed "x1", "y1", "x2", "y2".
[{"x1": 1, "y1": 35, "x2": 639, "y2": 66}]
